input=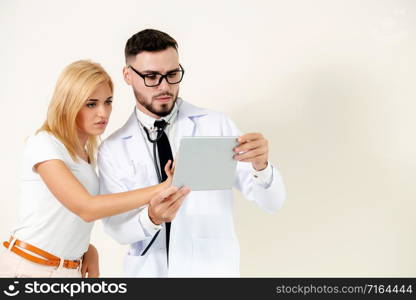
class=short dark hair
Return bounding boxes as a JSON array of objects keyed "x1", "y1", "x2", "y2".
[{"x1": 125, "y1": 29, "x2": 178, "y2": 62}]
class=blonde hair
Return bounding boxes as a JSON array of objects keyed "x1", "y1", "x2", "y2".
[{"x1": 38, "y1": 60, "x2": 113, "y2": 164}]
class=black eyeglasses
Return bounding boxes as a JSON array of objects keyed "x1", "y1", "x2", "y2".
[{"x1": 128, "y1": 64, "x2": 185, "y2": 87}]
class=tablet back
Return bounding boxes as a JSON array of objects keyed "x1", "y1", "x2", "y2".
[{"x1": 172, "y1": 136, "x2": 238, "y2": 190}]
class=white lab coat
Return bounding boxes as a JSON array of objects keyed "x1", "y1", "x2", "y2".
[{"x1": 98, "y1": 99, "x2": 285, "y2": 277}]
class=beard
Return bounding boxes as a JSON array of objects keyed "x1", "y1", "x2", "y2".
[{"x1": 133, "y1": 87, "x2": 179, "y2": 117}]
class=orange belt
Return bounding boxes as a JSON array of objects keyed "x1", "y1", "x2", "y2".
[{"x1": 3, "y1": 236, "x2": 80, "y2": 269}]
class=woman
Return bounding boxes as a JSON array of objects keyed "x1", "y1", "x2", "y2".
[{"x1": 0, "y1": 60, "x2": 189, "y2": 278}]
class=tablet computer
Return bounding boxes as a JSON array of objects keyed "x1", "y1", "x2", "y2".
[{"x1": 172, "y1": 136, "x2": 238, "y2": 191}]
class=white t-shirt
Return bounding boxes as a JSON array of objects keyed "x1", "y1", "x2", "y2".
[{"x1": 11, "y1": 131, "x2": 98, "y2": 260}]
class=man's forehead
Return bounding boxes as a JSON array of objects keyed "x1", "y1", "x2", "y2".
[{"x1": 132, "y1": 48, "x2": 179, "y2": 71}]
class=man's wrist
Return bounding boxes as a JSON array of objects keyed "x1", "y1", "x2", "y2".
[
  {"x1": 139, "y1": 207, "x2": 163, "y2": 235},
  {"x1": 252, "y1": 161, "x2": 273, "y2": 187},
  {"x1": 148, "y1": 212, "x2": 162, "y2": 225},
  {"x1": 253, "y1": 160, "x2": 268, "y2": 171}
]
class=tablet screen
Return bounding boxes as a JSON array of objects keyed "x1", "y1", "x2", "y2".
[{"x1": 172, "y1": 136, "x2": 238, "y2": 190}]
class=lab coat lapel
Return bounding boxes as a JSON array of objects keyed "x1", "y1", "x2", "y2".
[
  {"x1": 119, "y1": 111, "x2": 148, "y2": 168},
  {"x1": 175, "y1": 99, "x2": 209, "y2": 142}
]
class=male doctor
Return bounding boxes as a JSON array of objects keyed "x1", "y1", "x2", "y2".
[{"x1": 98, "y1": 29, "x2": 286, "y2": 277}]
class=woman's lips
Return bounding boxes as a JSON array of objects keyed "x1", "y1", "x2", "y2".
[{"x1": 94, "y1": 120, "x2": 107, "y2": 128}]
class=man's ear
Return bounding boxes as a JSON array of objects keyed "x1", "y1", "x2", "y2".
[{"x1": 123, "y1": 66, "x2": 132, "y2": 85}]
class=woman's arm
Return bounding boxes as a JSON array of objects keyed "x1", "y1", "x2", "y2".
[{"x1": 36, "y1": 159, "x2": 180, "y2": 222}]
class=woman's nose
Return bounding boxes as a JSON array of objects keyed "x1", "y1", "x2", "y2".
[{"x1": 97, "y1": 104, "x2": 110, "y2": 117}]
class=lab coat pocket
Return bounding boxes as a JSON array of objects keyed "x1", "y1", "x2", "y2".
[
  {"x1": 118, "y1": 163, "x2": 154, "y2": 189},
  {"x1": 123, "y1": 253, "x2": 148, "y2": 277},
  {"x1": 191, "y1": 237, "x2": 239, "y2": 277}
]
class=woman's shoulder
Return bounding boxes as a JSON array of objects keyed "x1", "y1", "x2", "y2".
[{"x1": 26, "y1": 131, "x2": 66, "y2": 152}]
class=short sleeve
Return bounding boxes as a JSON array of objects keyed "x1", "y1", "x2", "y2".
[{"x1": 25, "y1": 132, "x2": 67, "y2": 172}]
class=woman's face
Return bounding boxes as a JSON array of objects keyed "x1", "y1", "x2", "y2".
[{"x1": 76, "y1": 82, "x2": 113, "y2": 139}]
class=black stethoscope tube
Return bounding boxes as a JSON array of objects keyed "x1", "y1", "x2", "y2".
[
  {"x1": 134, "y1": 108, "x2": 171, "y2": 257},
  {"x1": 142, "y1": 125, "x2": 167, "y2": 183}
]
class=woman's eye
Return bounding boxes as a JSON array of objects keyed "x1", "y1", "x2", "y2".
[
  {"x1": 105, "y1": 100, "x2": 113, "y2": 105},
  {"x1": 86, "y1": 103, "x2": 96, "y2": 108}
]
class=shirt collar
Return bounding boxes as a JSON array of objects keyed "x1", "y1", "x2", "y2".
[{"x1": 135, "y1": 101, "x2": 179, "y2": 130}]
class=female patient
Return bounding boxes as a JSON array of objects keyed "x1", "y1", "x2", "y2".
[{"x1": 0, "y1": 60, "x2": 189, "y2": 278}]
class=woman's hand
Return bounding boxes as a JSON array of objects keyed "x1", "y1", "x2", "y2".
[{"x1": 81, "y1": 244, "x2": 99, "y2": 278}]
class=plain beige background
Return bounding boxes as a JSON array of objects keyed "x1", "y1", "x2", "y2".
[{"x1": 1, "y1": 0, "x2": 415, "y2": 277}]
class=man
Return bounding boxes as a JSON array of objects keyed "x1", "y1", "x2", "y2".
[{"x1": 98, "y1": 29, "x2": 286, "y2": 277}]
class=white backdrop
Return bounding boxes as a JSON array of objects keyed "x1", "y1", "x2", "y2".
[{"x1": 1, "y1": 0, "x2": 416, "y2": 276}]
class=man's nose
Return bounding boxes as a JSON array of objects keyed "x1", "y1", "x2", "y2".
[{"x1": 157, "y1": 76, "x2": 170, "y2": 90}]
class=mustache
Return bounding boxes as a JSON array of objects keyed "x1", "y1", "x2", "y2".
[{"x1": 152, "y1": 92, "x2": 174, "y2": 99}]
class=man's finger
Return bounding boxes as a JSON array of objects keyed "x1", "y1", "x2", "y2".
[
  {"x1": 234, "y1": 147, "x2": 265, "y2": 161},
  {"x1": 164, "y1": 187, "x2": 190, "y2": 205},
  {"x1": 152, "y1": 186, "x2": 179, "y2": 204},
  {"x1": 165, "y1": 195, "x2": 186, "y2": 217},
  {"x1": 239, "y1": 153, "x2": 267, "y2": 163},
  {"x1": 164, "y1": 160, "x2": 172, "y2": 169},
  {"x1": 237, "y1": 133, "x2": 263, "y2": 143},
  {"x1": 164, "y1": 160, "x2": 172, "y2": 174},
  {"x1": 234, "y1": 139, "x2": 263, "y2": 153},
  {"x1": 171, "y1": 160, "x2": 176, "y2": 173}
]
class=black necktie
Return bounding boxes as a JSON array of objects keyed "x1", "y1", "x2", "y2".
[
  {"x1": 154, "y1": 119, "x2": 173, "y2": 263},
  {"x1": 154, "y1": 120, "x2": 173, "y2": 181}
]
